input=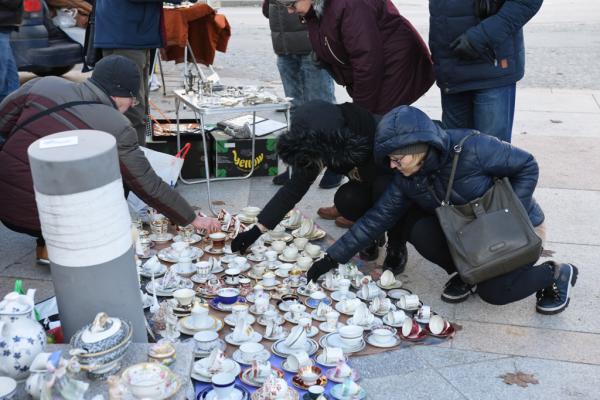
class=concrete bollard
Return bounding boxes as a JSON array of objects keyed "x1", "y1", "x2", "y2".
[{"x1": 28, "y1": 130, "x2": 147, "y2": 342}]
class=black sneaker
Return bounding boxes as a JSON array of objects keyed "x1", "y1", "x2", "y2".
[
  {"x1": 272, "y1": 168, "x2": 291, "y2": 185},
  {"x1": 441, "y1": 273, "x2": 475, "y2": 303},
  {"x1": 359, "y1": 242, "x2": 379, "y2": 261},
  {"x1": 383, "y1": 242, "x2": 407, "y2": 274},
  {"x1": 536, "y1": 263, "x2": 578, "y2": 315},
  {"x1": 319, "y1": 169, "x2": 343, "y2": 189}
]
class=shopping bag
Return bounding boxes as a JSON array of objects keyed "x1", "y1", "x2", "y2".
[{"x1": 127, "y1": 143, "x2": 191, "y2": 212}]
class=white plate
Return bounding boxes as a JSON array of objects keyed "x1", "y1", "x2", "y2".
[
  {"x1": 271, "y1": 338, "x2": 319, "y2": 357},
  {"x1": 318, "y1": 321, "x2": 344, "y2": 333},
  {"x1": 319, "y1": 333, "x2": 366, "y2": 354},
  {"x1": 138, "y1": 263, "x2": 168, "y2": 278},
  {"x1": 232, "y1": 349, "x2": 271, "y2": 365},
  {"x1": 158, "y1": 247, "x2": 203, "y2": 263},
  {"x1": 346, "y1": 317, "x2": 383, "y2": 331},
  {"x1": 301, "y1": 250, "x2": 326, "y2": 260},
  {"x1": 149, "y1": 233, "x2": 173, "y2": 243},
  {"x1": 262, "y1": 328, "x2": 290, "y2": 341},
  {"x1": 173, "y1": 233, "x2": 203, "y2": 244},
  {"x1": 192, "y1": 359, "x2": 241, "y2": 383},
  {"x1": 224, "y1": 331, "x2": 263, "y2": 346},
  {"x1": 177, "y1": 317, "x2": 223, "y2": 335},
  {"x1": 376, "y1": 279, "x2": 403, "y2": 290},
  {"x1": 224, "y1": 314, "x2": 256, "y2": 327},
  {"x1": 334, "y1": 302, "x2": 358, "y2": 316},
  {"x1": 145, "y1": 278, "x2": 193, "y2": 297},
  {"x1": 365, "y1": 333, "x2": 401, "y2": 348},
  {"x1": 331, "y1": 291, "x2": 357, "y2": 302},
  {"x1": 247, "y1": 253, "x2": 266, "y2": 262}
]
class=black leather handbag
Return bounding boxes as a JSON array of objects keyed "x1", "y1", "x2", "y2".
[{"x1": 430, "y1": 132, "x2": 542, "y2": 285}]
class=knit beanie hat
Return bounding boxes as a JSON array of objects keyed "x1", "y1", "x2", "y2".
[
  {"x1": 391, "y1": 143, "x2": 429, "y2": 156},
  {"x1": 89, "y1": 55, "x2": 141, "y2": 98}
]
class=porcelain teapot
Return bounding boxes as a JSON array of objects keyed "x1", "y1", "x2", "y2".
[{"x1": 0, "y1": 290, "x2": 46, "y2": 380}]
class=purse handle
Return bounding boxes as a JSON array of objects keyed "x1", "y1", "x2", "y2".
[{"x1": 441, "y1": 131, "x2": 480, "y2": 205}]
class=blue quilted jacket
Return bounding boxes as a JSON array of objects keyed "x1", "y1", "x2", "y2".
[
  {"x1": 429, "y1": 0, "x2": 542, "y2": 94},
  {"x1": 327, "y1": 106, "x2": 544, "y2": 263}
]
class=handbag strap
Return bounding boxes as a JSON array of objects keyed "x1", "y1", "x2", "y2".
[
  {"x1": 442, "y1": 131, "x2": 480, "y2": 205},
  {"x1": 11, "y1": 101, "x2": 102, "y2": 134}
]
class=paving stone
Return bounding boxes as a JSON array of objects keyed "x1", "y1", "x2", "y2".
[
  {"x1": 0, "y1": 277, "x2": 55, "y2": 302},
  {"x1": 436, "y1": 356, "x2": 600, "y2": 400},
  {"x1": 512, "y1": 111, "x2": 600, "y2": 138},
  {"x1": 359, "y1": 368, "x2": 466, "y2": 400},
  {"x1": 413, "y1": 346, "x2": 510, "y2": 369},
  {"x1": 450, "y1": 320, "x2": 600, "y2": 365},
  {"x1": 0, "y1": 223, "x2": 37, "y2": 271},
  {"x1": 349, "y1": 347, "x2": 428, "y2": 379}
]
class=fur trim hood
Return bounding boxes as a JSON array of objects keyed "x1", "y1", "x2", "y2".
[{"x1": 312, "y1": 0, "x2": 327, "y2": 18}]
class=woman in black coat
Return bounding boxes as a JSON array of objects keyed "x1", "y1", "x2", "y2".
[
  {"x1": 231, "y1": 100, "x2": 408, "y2": 273},
  {"x1": 308, "y1": 105, "x2": 577, "y2": 314}
]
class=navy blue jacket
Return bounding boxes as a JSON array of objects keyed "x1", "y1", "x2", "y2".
[
  {"x1": 94, "y1": 0, "x2": 178, "y2": 49},
  {"x1": 327, "y1": 106, "x2": 544, "y2": 263},
  {"x1": 429, "y1": 0, "x2": 543, "y2": 94}
]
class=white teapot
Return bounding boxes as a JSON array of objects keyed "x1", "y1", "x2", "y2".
[{"x1": 0, "y1": 290, "x2": 46, "y2": 380}]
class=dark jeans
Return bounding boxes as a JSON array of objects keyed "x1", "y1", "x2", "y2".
[
  {"x1": 1, "y1": 220, "x2": 45, "y2": 247},
  {"x1": 333, "y1": 175, "x2": 402, "y2": 242},
  {"x1": 401, "y1": 207, "x2": 554, "y2": 305},
  {"x1": 441, "y1": 83, "x2": 516, "y2": 143}
]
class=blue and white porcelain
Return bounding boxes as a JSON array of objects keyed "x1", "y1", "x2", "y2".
[
  {"x1": 0, "y1": 290, "x2": 46, "y2": 381},
  {"x1": 70, "y1": 312, "x2": 132, "y2": 379}
]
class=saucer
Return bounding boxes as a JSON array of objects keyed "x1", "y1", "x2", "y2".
[
  {"x1": 283, "y1": 276, "x2": 308, "y2": 288},
  {"x1": 371, "y1": 304, "x2": 397, "y2": 317},
  {"x1": 138, "y1": 263, "x2": 168, "y2": 278},
  {"x1": 292, "y1": 373, "x2": 327, "y2": 390},
  {"x1": 320, "y1": 281, "x2": 340, "y2": 292},
  {"x1": 225, "y1": 331, "x2": 263, "y2": 346},
  {"x1": 173, "y1": 233, "x2": 202, "y2": 244},
  {"x1": 330, "y1": 384, "x2": 367, "y2": 400},
  {"x1": 296, "y1": 285, "x2": 316, "y2": 297},
  {"x1": 262, "y1": 232, "x2": 293, "y2": 243},
  {"x1": 260, "y1": 280, "x2": 281, "y2": 290},
  {"x1": 196, "y1": 384, "x2": 249, "y2": 400},
  {"x1": 240, "y1": 367, "x2": 285, "y2": 388},
  {"x1": 275, "y1": 269, "x2": 291, "y2": 278},
  {"x1": 209, "y1": 297, "x2": 247, "y2": 312},
  {"x1": 281, "y1": 360, "x2": 306, "y2": 374},
  {"x1": 271, "y1": 338, "x2": 319, "y2": 357},
  {"x1": 191, "y1": 273, "x2": 215, "y2": 284},
  {"x1": 301, "y1": 250, "x2": 325, "y2": 259},
  {"x1": 304, "y1": 297, "x2": 332, "y2": 309},
  {"x1": 157, "y1": 247, "x2": 203, "y2": 263},
  {"x1": 283, "y1": 311, "x2": 311, "y2": 324},
  {"x1": 386, "y1": 288, "x2": 413, "y2": 300},
  {"x1": 224, "y1": 314, "x2": 256, "y2": 327},
  {"x1": 246, "y1": 292, "x2": 271, "y2": 304},
  {"x1": 249, "y1": 304, "x2": 270, "y2": 315},
  {"x1": 137, "y1": 249, "x2": 157, "y2": 259},
  {"x1": 232, "y1": 349, "x2": 271, "y2": 365},
  {"x1": 376, "y1": 279, "x2": 403, "y2": 290},
  {"x1": 365, "y1": 332, "x2": 401, "y2": 348},
  {"x1": 238, "y1": 215, "x2": 258, "y2": 225},
  {"x1": 292, "y1": 228, "x2": 326, "y2": 241},
  {"x1": 278, "y1": 297, "x2": 301, "y2": 312},
  {"x1": 326, "y1": 368, "x2": 360, "y2": 383},
  {"x1": 191, "y1": 339, "x2": 226, "y2": 358},
  {"x1": 149, "y1": 233, "x2": 173, "y2": 243},
  {"x1": 425, "y1": 324, "x2": 456, "y2": 339},
  {"x1": 346, "y1": 317, "x2": 383, "y2": 331},
  {"x1": 355, "y1": 290, "x2": 382, "y2": 302},
  {"x1": 281, "y1": 218, "x2": 301, "y2": 230},
  {"x1": 178, "y1": 316, "x2": 223, "y2": 335},
  {"x1": 319, "y1": 333, "x2": 366, "y2": 354},
  {"x1": 247, "y1": 253, "x2": 266, "y2": 262},
  {"x1": 221, "y1": 254, "x2": 237, "y2": 264},
  {"x1": 246, "y1": 270, "x2": 265, "y2": 281},
  {"x1": 415, "y1": 313, "x2": 433, "y2": 324},
  {"x1": 193, "y1": 358, "x2": 241, "y2": 382},
  {"x1": 330, "y1": 291, "x2": 357, "y2": 302},
  {"x1": 315, "y1": 352, "x2": 346, "y2": 368},
  {"x1": 306, "y1": 325, "x2": 319, "y2": 338},
  {"x1": 203, "y1": 244, "x2": 233, "y2": 255},
  {"x1": 257, "y1": 314, "x2": 285, "y2": 326},
  {"x1": 399, "y1": 330, "x2": 428, "y2": 342},
  {"x1": 262, "y1": 327, "x2": 290, "y2": 341},
  {"x1": 145, "y1": 278, "x2": 193, "y2": 297},
  {"x1": 382, "y1": 314, "x2": 407, "y2": 328},
  {"x1": 171, "y1": 263, "x2": 198, "y2": 277},
  {"x1": 334, "y1": 302, "x2": 359, "y2": 316},
  {"x1": 278, "y1": 254, "x2": 299, "y2": 263},
  {"x1": 318, "y1": 321, "x2": 345, "y2": 333},
  {"x1": 310, "y1": 310, "x2": 328, "y2": 322}
]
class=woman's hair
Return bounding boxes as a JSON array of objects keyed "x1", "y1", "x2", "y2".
[{"x1": 392, "y1": 150, "x2": 428, "y2": 171}]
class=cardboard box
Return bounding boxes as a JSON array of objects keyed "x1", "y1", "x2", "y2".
[{"x1": 209, "y1": 130, "x2": 280, "y2": 178}]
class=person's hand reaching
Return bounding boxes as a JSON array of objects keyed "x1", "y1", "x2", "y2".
[
  {"x1": 231, "y1": 226, "x2": 262, "y2": 254},
  {"x1": 306, "y1": 254, "x2": 338, "y2": 282},
  {"x1": 191, "y1": 215, "x2": 221, "y2": 234}
]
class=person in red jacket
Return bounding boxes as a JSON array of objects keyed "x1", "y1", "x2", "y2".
[{"x1": 280, "y1": 0, "x2": 435, "y2": 116}]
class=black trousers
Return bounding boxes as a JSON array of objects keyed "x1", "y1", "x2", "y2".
[
  {"x1": 401, "y1": 207, "x2": 554, "y2": 305},
  {"x1": 333, "y1": 175, "x2": 404, "y2": 243}
]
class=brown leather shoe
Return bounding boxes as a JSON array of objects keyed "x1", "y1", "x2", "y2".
[
  {"x1": 317, "y1": 205, "x2": 341, "y2": 220},
  {"x1": 36, "y1": 245, "x2": 50, "y2": 265},
  {"x1": 335, "y1": 216, "x2": 354, "y2": 228}
]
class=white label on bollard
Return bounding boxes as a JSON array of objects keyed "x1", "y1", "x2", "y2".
[{"x1": 39, "y1": 136, "x2": 79, "y2": 149}]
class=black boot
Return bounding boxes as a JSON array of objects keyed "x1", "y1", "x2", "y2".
[
  {"x1": 359, "y1": 241, "x2": 379, "y2": 261},
  {"x1": 383, "y1": 241, "x2": 407, "y2": 274}
]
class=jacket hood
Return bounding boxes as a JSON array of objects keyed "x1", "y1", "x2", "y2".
[
  {"x1": 312, "y1": 0, "x2": 327, "y2": 18},
  {"x1": 277, "y1": 101, "x2": 375, "y2": 174},
  {"x1": 374, "y1": 106, "x2": 450, "y2": 173}
]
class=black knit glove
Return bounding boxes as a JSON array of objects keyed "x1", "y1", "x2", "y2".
[
  {"x1": 231, "y1": 226, "x2": 262, "y2": 254},
  {"x1": 449, "y1": 34, "x2": 480, "y2": 61},
  {"x1": 307, "y1": 254, "x2": 337, "y2": 282}
]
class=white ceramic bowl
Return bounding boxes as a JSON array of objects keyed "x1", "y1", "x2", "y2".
[
  {"x1": 123, "y1": 363, "x2": 169, "y2": 398},
  {"x1": 339, "y1": 325, "x2": 364, "y2": 346},
  {"x1": 173, "y1": 288, "x2": 195, "y2": 306}
]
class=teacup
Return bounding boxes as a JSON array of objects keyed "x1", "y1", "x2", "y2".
[
  {"x1": 251, "y1": 360, "x2": 272, "y2": 380},
  {"x1": 239, "y1": 342, "x2": 264, "y2": 363},
  {"x1": 231, "y1": 303, "x2": 250, "y2": 321},
  {"x1": 386, "y1": 310, "x2": 407, "y2": 325},
  {"x1": 271, "y1": 241, "x2": 286, "y2": 254},
  {"x1": 304, "y1": 244, "x2": 321, "y2": 258},
  {"x1": 289, "y1": 268, "x2": 302, "y2": 285},
  {"x1": 193, "y1": 330, "x2": 219, "y2": 353},
  {"x1": 289, "y1": 303, "x2": 307, "y2": 320},
  {"x1": 262, "y1": 272, "x2": 277, "y2": 287},
  {"x1": 296, "y1": 256, "x2": 313, "y2": 270},
  {"x1": 325, "y1": 311, "x2": 340, "y2": 329},
  {"x1": 399, "y1": 294, "x2": 420, "y2": 310},
  {"x1": 337, "y1": 278, "x2": 351, "y2": 294},
  {"x1": 263, "y1": 308, "x2": 279, "y2": 323},
  {"x1": 269, "y1": 228, "x2": 286, "y2": 240},
  {"x1": 307, "y1": 386, "x2": 325, "y2": 400},
  {"x1": 322, "y1": 347, "x2": 344, "y2": 364},
  {"x1": 211, "y1": 372, "x2": 236, "y2": 400},
  {"x1": 309, "y1": 291, "x2": 327, "y2": 302},
  {"x1": 298, "y1": 366, "x2": 321, "y2": 386},
  {"x1": 286, "y1": 351, "x2": 312, "y2": 371},
  {"x1": 242, "y1": 206, "x2": 261, "y2": 218},
  {"x1": 251, "y1": 245, "x2": 267, "y2": 258},
  {"x1": 371, "y1": 327, "x2": 395, "y2": 344},
  {"x1": 361, "y1": 283, "x2": 380, "y2": 300},
  {"x1": 252, "y1": 264, "x2": 266, "y2": 277},
  {"x1": 283, "y1": 247, "x2": 299, "y2": 261},
  {"x1": 196, "y1": 261, "x2": 212, "y2": 277},
  {"x1": 265, "y1": 250, "x2": 278, "y2": 262},
  {"x1": 176, "y1": 257, "x2": 195, "y2": 276},
  {"x1": 293, "y1": 237, "x2": 309, "y2": 250},
  {"x1": 142, "y1": 257, "x2": 163, "y2": 274},
  {"x1": 254, "y1": 295, "x2": 270, "y2": 314},
  {"x1": 209, "y1": 232, "x2": 227, "y2": 250},
  {"x1": 216, "y1": 288, "x2": 240, "y2": 305},
  {"x1": 428, "y1": 315, "x2": 451, "y2": 335},
  {"x1": 232, "y1": 256, "x2": 248, "y2": 270},
  {"x1": 224, "y1": 268, "x2": 241, "y2": 285},
  {"x1": 278, "y1": 263, "x2": 294, "y2": 276},
  {"x1": 341, "y1": 380, "x2": 361, "y2": 397},
  {"x1": 338, "y1": 325, "x2": 364, "y2": 347},
  {"x1": 401, "y1": 318, "x2": 422, "y2": 337},
  {"x1": 173, "y1": 288, "x2": 195, "y2": 307},
  {"x1": 171, "y1": 241, "x2": 189, "y2": 255},
  {"x1": 253, "y1": 284, "x2": 265, "y2": 297},
  {"x1": 417, "y1": 305, "x2": 431, "y2": 321}
]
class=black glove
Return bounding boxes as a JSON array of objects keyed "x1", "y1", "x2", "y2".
[
  {"x1": 231, "y1": 226, "x2": 262, "y2": 254},
  {"x1": 449, "y1": 34, "x2": 480, "y2": 61},
  {"x1": 306, "y1": 254, "x2": 337, "y2": 282}
]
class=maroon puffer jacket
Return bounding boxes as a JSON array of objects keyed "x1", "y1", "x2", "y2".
[{"x1": 305, "y1": 0, "x2": 435, "y2": 115}]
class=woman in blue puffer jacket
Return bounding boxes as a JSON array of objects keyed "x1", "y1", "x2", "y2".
[{"x1": 308, "y1": 106, "x2": 577, "y2": 314}]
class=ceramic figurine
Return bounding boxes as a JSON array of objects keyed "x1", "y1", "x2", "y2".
[
  {"x1": 0, "y1": 290, "x2": 46, "y2": 380},
  {"x1": 40, "y1": 351, "x2": 89, "y2": 400}
]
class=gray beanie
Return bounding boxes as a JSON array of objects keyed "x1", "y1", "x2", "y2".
[{"x1": 391, "y1": 143, "x2": 429, "y2": 156}]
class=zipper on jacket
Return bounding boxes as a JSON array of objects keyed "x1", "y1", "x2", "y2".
[{"x1": 324, "y1": 36, "x2": 346, "y2": 65}]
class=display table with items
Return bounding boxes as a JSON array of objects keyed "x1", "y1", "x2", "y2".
[{"x1": 0, "y1": 208, "x2": 455, "y2": 400}]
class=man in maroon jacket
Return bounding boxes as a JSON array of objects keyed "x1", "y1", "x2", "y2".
[
  {"x1": 281, "y1": 0, "x2": 435, "y2": 115},
  {"x1": 0, "y1": 55, "x2": 219, "y2": 264}
]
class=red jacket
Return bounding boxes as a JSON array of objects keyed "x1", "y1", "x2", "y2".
[{"x1": 305, "y1": 0, "x2": 434, "y2": 115}]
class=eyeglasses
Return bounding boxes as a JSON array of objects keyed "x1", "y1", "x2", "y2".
[
  {"x1": 389, "y1": 155, "x2": 407, "y2": 165},
  {"x1": 274, "y1": 0, "x2": 297, "y2": 9},
  {"x1": 130, "y1": 97, "x2": 140, "y2": 107}
]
